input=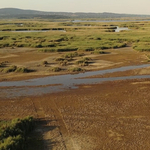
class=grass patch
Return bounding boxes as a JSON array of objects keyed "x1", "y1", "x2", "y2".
[
  {"x1": 76, "y1": 57, "x2": 91, "y2": 66},
  {"x1": 51, "y1": 67, "x2": 62, "y2": 72},
  {"x1": 91, "y1": 50, "x2": 106, "y2": 54},
  {"x1": 2, "y1": 65, "x2": 17, "y2": 73},
  {"x1": 63, "y1": 52, "x2": 84, "y2": 58},
  {"x1": 133, "y1": 43, "x2": 150, "y2": 52},
  {"x1": 1, "y1": 66, "x2": 33, "y2": 73},
  {"x1": 69, "y1": 67, "x2": 84, "y2": 72},
  {"x1": 15, "y1": 67, "x2": 32, "y2": 73}
]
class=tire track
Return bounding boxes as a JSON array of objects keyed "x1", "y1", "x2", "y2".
[{"x1": 32, "y1": 98, "x2": 75, "y2": 150}]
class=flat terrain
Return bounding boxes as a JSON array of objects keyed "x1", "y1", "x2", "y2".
[
  {"x1": 1, "y1": 20, "x2": 150, "y2": 150},
  {"x1": 1, "y1": 78, "x2": 150, "y2": 149}
]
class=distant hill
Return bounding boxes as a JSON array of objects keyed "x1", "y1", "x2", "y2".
[{"x1": 0, "y1": 8, "x2": 150, "y2": 19}]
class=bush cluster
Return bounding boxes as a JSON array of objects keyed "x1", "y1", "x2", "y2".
[
  {"x1": 76, "y1": 57, "x2": 91, "y2": 66},
  {"x1": 91, "y1": 50, "x2": 106, "y2": 54},
  {"x1": 51, "y1": 67, "x2": 61, "y2": 72},
  {"x1": 1, "y1": 66, "x2": 31, "y2": 73},
  {"x1": 69, "y1": 67, "x2": 84, "y2": 72},
  {"x1": 0, "y1": 116, "x2": 35, "y2": 150}
]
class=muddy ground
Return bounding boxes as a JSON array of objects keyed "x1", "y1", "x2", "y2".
[
  {"x1": 1, "y1": 79, "x2": 150, "y2": 149},
  {"x1": 1, "y1": 47, "x2": 150, "y2": 149}
]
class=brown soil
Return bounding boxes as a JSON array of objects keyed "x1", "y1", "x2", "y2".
[{"x1": 1, "y1": 79, "x2": 150, "y2": 149}]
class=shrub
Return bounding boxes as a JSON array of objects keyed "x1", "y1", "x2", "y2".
[
  {"x1": 0, "y1": 135, "x2": 25, "y2": 150},
  {"x1": 0, "y1": 63, "x2": 4, "y2": 67},
  {"x1": 55, "y1": 58, "x2": 65, "y2": 62},
  {"x1": 57, "y1": 48, "x2": 78, "y2": 52},
  {"x1": 59, "y1": 60, "x2": 68, "y2": 66},
  {"x1": 91, "y1": 50, "x2": 106, "y2": 54},
  {"x1": 38, "y1": 48, "x2": 56, "y2": 52},
  {"x1": 51, "y1": 67, "x2": 61, "y2": 72},
  {"x1": 69, "y1": 67, "x2": 84, "y2": 72},
  {"x1": 15, "y1": 67, "x2": 31, "y2": 73},
  {"x1": 2, "y1": 65, "x2": 17, "y2": 73},
  {"x1": 105, "y1": 29, "x2": 115, "y2": 32},
  {"x1": 63, "y1": 52, "x2": 80, "y2": 58},
  {"x1": 76, "y1": 57, "x2": 91, "y2": 66},
  {"x1": 1, "y1": 66, "x2": 32, "y2": 73},
  {"x1": 42, "y1": 61, "x2": 48, "y2": 65},
  {"x1": 0, "y1": 116, "x2": 35, "y2": 150}
]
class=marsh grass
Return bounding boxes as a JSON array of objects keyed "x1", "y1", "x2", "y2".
[
  {"x1": 51, "y1": 67, "x2": 62, "y2": 72},
  {"x1": 2, "y1": 65, "x2": 17, "y2": 73},
  {"x1": 15, "y1": 67, "x2": 32, "y2": 73},
  {"x1": 76, "y1": 57, "x2": 91, "y2": 66},
  {"x1": 91, "y1": 50, "x2": 106, "y2": 54},
  {"x1": 1, "y1": 65, "x2": 32, "y2": 73},
  {"x1": 1, "y1": 20, "x2": 150, "y2": 53},
  {"x1": 69, "y1": 67, "x2": 84, "y2": 72}
]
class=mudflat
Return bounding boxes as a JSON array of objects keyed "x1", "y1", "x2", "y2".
[{"x1": 1, "y1": 78, "x2": 150, "y2": 149}]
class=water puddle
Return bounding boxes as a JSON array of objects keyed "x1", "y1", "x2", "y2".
[{"x1": 0, "y1": 30, "x2": 66, "y2": 33}]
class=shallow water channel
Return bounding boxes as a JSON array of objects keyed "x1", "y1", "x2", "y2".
[
  {"x1": 0, "y1": 64, "x2": 150, "y2": 98},
  {"x1": 0, "y1": 30, "x2": 66, "y2": 33}
]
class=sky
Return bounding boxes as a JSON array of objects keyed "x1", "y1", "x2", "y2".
[{"x1": 1, "y1": 0, "x2": 150, "y2": 15}]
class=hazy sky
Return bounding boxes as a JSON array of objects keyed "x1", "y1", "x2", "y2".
[{"x1": 1, "y1": 0, "x2": 150, "y2": 15}]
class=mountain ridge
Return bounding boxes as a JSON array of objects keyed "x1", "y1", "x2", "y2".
[{"x1": 0, "y1": 8, "x2": 150, "y2": 19}]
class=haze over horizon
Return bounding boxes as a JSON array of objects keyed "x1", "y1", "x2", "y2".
[{"x1": 0, "y1": 0, "x2": 150, "y2": 15}]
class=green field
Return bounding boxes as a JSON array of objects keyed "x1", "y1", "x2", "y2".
[{"x1": 0, "y1": 20, "x2": 150, "y2": 52}]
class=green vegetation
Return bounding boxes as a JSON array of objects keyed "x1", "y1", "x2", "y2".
[
  {"x1": 133, "y1": 43, "x2": 150, "y2": 52},
  {"x1": 91, "y1": 50, "x2": 106, "y2": 54},
  {"x1": 51, "y1": 67, "x2": 62, "y2": 72},
  {"x1": 1, "y1": 65, "x2": 32, "y2": 73},
  {"x1": 62, "y1": 52, "x2": 84, "y2": 58},
  {"x1": 0, "y1": 116, "x2": 35, "y2": 150},
  {"x1": 76, "y1": 57, "x2": 91, "y2": 66},
  {"x1": 2, "y1": 65, "x2": 17, "y2": 73},
  {"x1": 15, "y1": 67, "x2": 32, "y2": 73},
  {"x1": 69, "y1": 67, "x2": 84, "y2": 72},
  {"x1": 0, "y1": 61, "x2": 9, "y2": 68},
  {"x1": 0, "y1": 20, "x2": 150, "y2": 57},
  {"x1": 0, "y1": 21, "x2": 128, "y2": 52},
  {"x1": 59, "y1": 60, "x2": 68, "y2": 66}
]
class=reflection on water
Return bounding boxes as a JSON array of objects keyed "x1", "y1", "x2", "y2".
[
  {"x1": 0, "y1": 64, "x2": 150, "y2": 98},
  {"x1": 115, "y1": 26, "x2": 129, "y2": 32}
]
